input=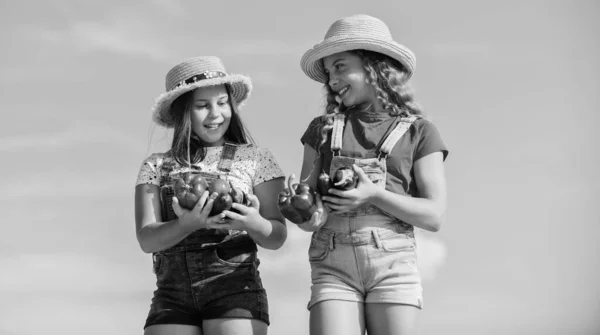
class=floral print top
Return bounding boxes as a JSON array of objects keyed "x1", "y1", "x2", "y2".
[{"x1": 135, "y1": 145, "x2": 284, "y2": 195}]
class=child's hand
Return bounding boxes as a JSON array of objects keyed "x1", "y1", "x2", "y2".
[
  {"x1": 171, "y1": 195, "x2": 192, "y2": 218},
  {"x1": 322, "y1": 164, "x2": 378, "y2": 213},
  {"x1": 206, "y1": 194, "x2": 264, "y2": 231},
  {"x1": 172, "y1": 192, "x2": 227, "y2": 232},
  {"x1": 297, "y1": 193, "x2": 328, "y2": 232}
]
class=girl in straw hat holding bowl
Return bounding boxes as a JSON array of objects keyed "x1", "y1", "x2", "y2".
[
  {"x1": 295, "y1": 14, "x2": 449, "y2": 335},
  {"x1": 134, "y1": 56, "x2": 286, "y2": 335}
]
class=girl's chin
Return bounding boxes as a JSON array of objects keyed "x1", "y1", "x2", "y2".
[
  {"x1": 341, "y1": 96, "x2": 364, "y2": 108},
  {"x1": 199, "y1": 135, "x2": 225, "y2": 147},
  {"x1": 338, "y1": 97, "x2": 351, "y2": 107},
  {"x1": 344, "y1": 99, "x2": 372, "y2": 110}
]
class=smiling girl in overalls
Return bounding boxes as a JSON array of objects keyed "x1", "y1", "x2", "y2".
[
  {"x1": 296, "y1": 15, "x2": 449, "y2": 335},
  {"x1": 134, "y1": 56, "x2": 287, "y2": 335}
]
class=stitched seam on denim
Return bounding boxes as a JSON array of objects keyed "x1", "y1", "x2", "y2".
[
  {"x1": 331, "y1": 113, "x2": 345, "y2": 152},
  {"x1": 350, "y1": 218, "x2": 366, "y2": 290},
  {"x1": 216, "y1": 142, "x2": 237, "y2": 172},
  {"x1": 372, "y1": 230, "x2": 383, "y2": 250},
  {"x1": 379, "y1": 116, "x2": 417, "y2": 155},
  {"x1": 329, "y1": 154, "x2": 388, "y2": 217},
  {"x1": 212, "y1": 249, "x2": 255, "y2": 267},
  {"x1": 185, "y1": 250, "x2": 202, "y2": 310},
  {"x1": 329, "y1": 233, "x2": 335, "y2": 251}
]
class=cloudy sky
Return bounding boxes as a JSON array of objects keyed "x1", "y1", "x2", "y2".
[{"x1": 1, "y1": 0, "x2": 599, "y2": 334}]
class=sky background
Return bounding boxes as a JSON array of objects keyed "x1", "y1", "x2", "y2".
[{"x1": 1, "y1": 0, "x2": 599, "y2": 334}]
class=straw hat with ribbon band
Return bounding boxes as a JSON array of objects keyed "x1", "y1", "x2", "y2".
[
  {"x1": 152, "y1": 56, "x2": 252, "y2": 128},
  {"x1": 300, "y1": 14, "x2": 416, "y2": 84}
]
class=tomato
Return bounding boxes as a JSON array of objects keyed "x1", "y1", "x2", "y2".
[
  {"x1": 332, "y1": 167, "x2": 358, "y2": 190},
  {"x1": 277, "y1": 178, "x2": 318, "y2": 224},
  {"x1": 173, "y1": 173, "x2": 208, "y2": 210},
  {"x1": 317, "y1": 171, "x2": 332, "y2": 195},
  {"x1": 208, "y1": 178, "x2": 233, "y2": 216}
]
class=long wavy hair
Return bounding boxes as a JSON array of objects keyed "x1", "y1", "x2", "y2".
[
  {"x1": 315, "y1": 50, "x2": 425, "y2": 155},
  {"x1": 168, "y1": 84, "x2": 254, "y2": 167}
]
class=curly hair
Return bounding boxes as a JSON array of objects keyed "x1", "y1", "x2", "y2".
[
  {"x1": 315, "y1": 50, "x2": 424, "y2": 155},
  {"x1": 169, "y1": 85, "x2": 254, "y2": 167}
]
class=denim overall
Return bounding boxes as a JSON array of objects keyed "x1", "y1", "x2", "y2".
[
  {"x1": 145, "y1": 143, "x2": 269, "y2": 328},
  {"x1": 307, "y1": 113, "x2": 423, "y2": 310}
]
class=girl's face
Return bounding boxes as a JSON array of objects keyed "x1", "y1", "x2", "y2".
[
  {"x1": 190, "y1": 85, "x2": 232, "y2": 147},
  {"x1": 323, "y1": 51, "x2": 376, "y2": 108}
]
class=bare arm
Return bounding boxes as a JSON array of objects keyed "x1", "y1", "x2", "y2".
[
  {"x1": 294, "y1": 144, "x2": 329, "y2": 232},
  {"x1": 370, "y1": 152, "x2": 446, "y2": 231},
  {"x1": 134, "y1": 184, "x2": 190, "y2": 253},
  {"x1": 300, "y1": 144, "x2": 322, "y2": 189},
  {"x1": 247, "y1": 177, "x2": 288, "y2": 250},
  {"x1": 325, "y1": 152, "x2": 447, "y2": 232}
]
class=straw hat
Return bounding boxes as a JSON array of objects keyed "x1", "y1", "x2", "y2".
[
  {"x1": 152, "y1": 56, "x2": 252, "y2": 128},
  {"x1": 300, "y1": 14, "x2": 416, "y2": 83}
]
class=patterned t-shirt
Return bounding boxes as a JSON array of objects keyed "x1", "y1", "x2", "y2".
[
  {"x1": 135, "y1": 145, "x2": 284, "y2": 195},
  {"x1": 301, "y1": 109, "x2": 449, "y2": 198}
]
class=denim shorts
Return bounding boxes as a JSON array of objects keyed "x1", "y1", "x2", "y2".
[
  {"x1": 144, "y1": 235, "x2": 269, "y2": 328},
  {"x1": 307, "y1": 214, "x2": 422, "y2": 310}
]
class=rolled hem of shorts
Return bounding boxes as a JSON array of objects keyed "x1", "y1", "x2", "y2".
[
  {"x1": 365, "y1": 295, "x2": 423, "y2": 309},
  {"x1": 203, "y1": 310, "x2": 270, "y2": 326},
  {"x1": 144, "y1": 314, "x2": 200, "y2": 329},
  {"x1": 307, "y1": 293, "x2": 363, "y2": 310}
]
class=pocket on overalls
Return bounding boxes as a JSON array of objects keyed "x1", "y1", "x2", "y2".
[
  {"x1": 380, "y1": 234, "x2": 415, "y2": 253},
  {"x1": 357, "y1": 159, "x2": 385, "y2": 187},
  {"x1": 308, "y1": 237, "x2": 330, "y2": 263},
  {"x1": 213, "y1": 243, "x2": 257, "y2": 267},
  {"x1": 374, "y1": 231, "x2": 418, "y2": 272},
  {"x1": 152, "y1": 253, "x2": 166, "y2": 276}
]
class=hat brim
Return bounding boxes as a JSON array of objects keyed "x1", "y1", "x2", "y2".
[
  {"x1": 300, "y1": 37, "x2": 416, "y2": 83},
  {"x1": 152, "y1": 74, "x2": 252, "y2": 128}
]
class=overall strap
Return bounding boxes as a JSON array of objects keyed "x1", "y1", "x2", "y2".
[
  {"x1": 330, "y1": 113, "x2": 346, "y2": 154},
  {"x1": 216, "y1": 142, "x2": 239, "y2": 172},
  {"x1": 378, "y1": 115, "x2": 418, "y2": 158},
  {"x1": 216, "y1": 142, "x2": 243, "y2": 237}
]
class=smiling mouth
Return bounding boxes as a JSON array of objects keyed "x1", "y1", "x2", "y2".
[
  {"x1": 204, "y1": 124, "x2": 221, "y2": 130},
  {"x1": 338, "y1": 86, "x2": 349, "y2": 98}
]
